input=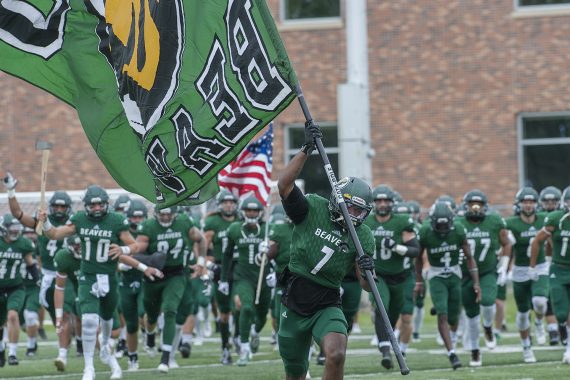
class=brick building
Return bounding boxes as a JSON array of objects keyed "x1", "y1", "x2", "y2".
[{"x1": 2, "y1": 0, "x2": 570, "y2": 210}]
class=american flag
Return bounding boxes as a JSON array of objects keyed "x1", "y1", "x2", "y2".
[{"x1": 218, "y1": 124, "x2": 273, "y2": 204}]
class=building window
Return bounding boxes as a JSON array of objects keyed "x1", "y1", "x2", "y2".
[
  {"x1": 285, "y1": 123, "x2": 338, "y2": 198},
  {"x1": 516, "y1": 0, "x2": 570, "y2": 8},
  {"x1": 518, "y1": 113, "x2": 570, "y2": 192},
  {"x1": 281, "y1": 0, "x2": 341, "y2": 21}
]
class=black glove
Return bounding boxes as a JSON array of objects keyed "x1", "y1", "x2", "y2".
[
  {"x1": 357, "y1": 254, "x2": 374, "y2": 272},
  {"x1": 383, "y1": 238, "x2": 397, "y2": 250},
  {"x1": 300, "y1": 121, "x2": 323, "y2": 155}
]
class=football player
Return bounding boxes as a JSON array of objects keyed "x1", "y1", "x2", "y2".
[
  {"x1": 456, "y1": 189, "x2": 512, "y2": 366},
  {"x1": 275, "y1": 121, "x2": 375, "y2": 380},
  {"x1": 416, "y1": 202, "x2": 480, "y2": 370},
  {"x1": 40, "y1": 185, "x2": 140, "y2": 380},
  {"x1": 364, "y1": 185, "x2": 419, "y2": 367},
  {"x1": 203, "y1": 190, "x2": 239, "y2": 364},
  {"x1": 530, "y1": 186, "x2": 570, "y2": 364}
]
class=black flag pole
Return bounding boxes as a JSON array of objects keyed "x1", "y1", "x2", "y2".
[{"x1": 294, "y1": 84, "x2": 410, "y2": 376}]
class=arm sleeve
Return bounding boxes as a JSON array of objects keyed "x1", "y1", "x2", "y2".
[{"x1": 282, "y1": 184, "x2": 309, "y2": 225}]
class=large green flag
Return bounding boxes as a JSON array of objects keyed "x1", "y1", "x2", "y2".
[{"x1": 0, "y1": 0, "x2": 297, "y2": 207}]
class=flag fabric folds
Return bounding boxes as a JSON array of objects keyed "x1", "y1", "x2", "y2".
[
  {"x1": 218, "y1": 124, "x2": 273, "y2": 204},
  {"x1": 0, "y1": 0, "x2": 297, "y2": 207}
]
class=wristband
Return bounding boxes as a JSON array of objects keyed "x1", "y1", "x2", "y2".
[
  {"x1": 394, "y1": 245, "x2": 408, "y2": 256},
  {"x1": 7, "y1": 189, "x2": 15, "y2": 198},
  {"x1": 43, "y1": 219, "x2": 53, "y2": 232},
  {"x1": 415, "y1": 282, "x2": 423, "y2": 285},
  {"x1": 197, "y1": 256, "x2": 206, "y2": 266},
  {"x1": 55, "y1": 285, "x2": 65, "y2": 291},
  {"x1": 469, "y1": 267, "x2": 479, "y2": 273},
  {"x1": 55, "y1": 308, "x2": 63, "y2": 319},
  {"x1": 120, "y1": 246, "x2": 131, "y2": 255},
  {"x1": 137, "y1": 263, "x2": 148, "y2": 272}
]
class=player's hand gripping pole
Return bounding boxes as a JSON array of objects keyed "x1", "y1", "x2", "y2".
[
  {"x1": 255, "y1": 202, "x2": 272, "y2": 305},
  {"x1": 294, "y1": 85, "x2": 410, "y2": 375}
]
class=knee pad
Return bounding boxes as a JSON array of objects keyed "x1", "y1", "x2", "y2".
[
  {"x1": 516, "y1": 311, "x2": 530, "y2": 331},
  {"x1": 23, "y1": 310, "x2": 39, "y2": 327},
  {"x1": 82, "y1": 313, "x2": 100, "y2": 336},
  {"x1": 532, "y1": 296, "x2": 548, "y2": 316}
]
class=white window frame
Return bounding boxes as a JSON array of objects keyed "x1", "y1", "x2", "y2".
[
  {"x1": 517, "y1": 111, "x2": 570, "y2": 187},
  {"x1": 284, "y1": 123, "x2": 339, "y2": 163},
  {"x1": 513, "y1": 0, "x2": 570, "y2": 17},
  {"x1": 279, "y1": 0, "x2": 342, "y2": 30}
]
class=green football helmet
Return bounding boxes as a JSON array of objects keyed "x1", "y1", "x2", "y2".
[
  {"x1": 435, "y1": 195, "x2": 457, "y2": 213},
  {"x1": 463, "y1": 189, "x2": 488, "y2": 221},
  {"x1": 329, "y1": 177, "x2": 373, "y2": 227},
  {"x1": 65, "y1": 235, "x2": 82, "y2": 259},
  {"x1": 372, "y1": 184, "x2": 394, "y2": 216},
  {"x1": 393, "y1": 202, "x2": 412, "y2": 215},
  {"x1": 392, "y1": 190, "x2": 404, "y2": 205},
  {"x1": 429, "y1": 202, "x2": 455, "y2": 238},
  {"x1": 539, "y1": 186, "x2": 562, "y2": 212},
  {"x1": 83, "y1": 185, "x2": 109, "y2": 221},
  {"x1": 240, "y1": 195, "x2": 264, "y2": 225},
  {"x1": 514, "y1": 187, "x2": 539, "y2": 216},
  {"x1": 216, "y1": 190, "x2": 238, "y2": 217},
  {"x1": 270, "y1": 204, "x2": 290, "y2": 223},
  {"x1": 49, "y1": 191, "x2": 72, "y2": 222},
  {"x1": 0, "y1": 214, "x2": 23, "y2": 242},
  {"x1": 126, "y1": 199, "x2": 148, "y2": 230},
  {"x1": 155, "y1": 206, "x2": 178, "y2": 227},
  {"x1": 114, "y1": 194, "x2": 132, "y2": 213}
]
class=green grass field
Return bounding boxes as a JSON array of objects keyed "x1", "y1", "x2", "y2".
[{"x1": 1, "y1": 293, "x2": 568, "y2": 380}]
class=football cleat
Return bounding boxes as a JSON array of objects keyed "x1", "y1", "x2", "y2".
[
  {"x1": 380, "y1": 348, "x2": 393, "y2": 370},
  {"x1": 523, "y1": 347, "x2": 537, "y2": 363},
  {"x1": 8, "y1": 355, "x2": 18, "y2": 366},
  {"x1": 469, "y1": 349, "x2": 482, "y2": 367},
  {"x1": 26, "y1": 343, "x2": 38, "y2": 357},
  {"x1": 449, "y1": 353, "x2": 462, "y2": 370},
  {"x1": 549, "y1": 329, "x2": 560, "y2": 346},
  {"x1": 82, "y1": 366, "x2": 95, "y2": 380},
  {"x1": 54, "y1": 356, "x2": 67, "y2": 372},
  {"x1": 483, "y1": 326, "x2": 496, "y2": 349},
  {"x1": 250, "y1": 332, "x2": 260, "y2": 354},
  {"x1": 157, "y1": 363, "x2": 169, "y2": 373},
  {"x1": 237, "y1": 349, "x2": 251, "y2": 367},
  {"x1": 179, "y1": 342, "x2": 191, "y2": 359},
  {"x1": 562, "y1": 351, "x2": 570, "y2": 364},
  {"x1": 316, "y1": 350, "x2": 326, "y2": 366},
  {"x1": 221, "y1": 348, "x2": 232, "y2": 365}
]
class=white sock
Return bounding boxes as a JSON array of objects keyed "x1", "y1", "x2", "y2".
[
  {"x1": 170, "y1": 325, "x2": 183, "y2": 361},
  {"x1": 481, "y1": 305, "x2": 496, "y2": 328},
  {"x1": 27, "y1": 336, "x2": 37, "y2": 349},
  {"x1": 119, "y1": 326, "x2": 127, "y2": 340},
  {"x1": 468, "y1": 316, "x2": 480, "y2": 350},
  {"x1": 182, "y1": 333, "x2": 193, "y2": 344},
  {"x1": 548, "y1": 323, "x2": 558, "y2": 332},
  {"x1": 399, "y1": 342, "x2": 408, "y2": 353},
  {"x1": 450, "y1": 330, "x2": 458, "y2": 346},
  {"x1": 100, "y1": 318, "x2": 113, "y2": 347},
  {"x1": 82, "y1": 313, "x2": 99, "y2": 369},
  {"x1": 522, "y1": 337, "x2": 531, "y2": 348},
  {"x1": 241, "y1": 342, "x2": 251, "y2": 353},
  {"x1": 8, "y1": 343, "x2": 17, "y2": 356},
  {"x1": 59, "y1": 347, "x2": 68, "y2": 359},
  {"x1": 413, "y1": 306, "x2": 424, "y2": 334}
]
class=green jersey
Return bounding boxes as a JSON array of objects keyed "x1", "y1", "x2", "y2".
[
  {"x1": 544, "y1": 210, "x2": 570, "y2": 265},
  {"x1": 506, "y1": 214, "x2": 545, "y2": 267},
  {"x1": 457, "y1": 214, "x2": 506, "y2": 274},
  {"x1": 54, "y1": 248, "x2": 81, "y2": 292},
  {"x1": 203, "y1": 213, "x2": 235, "y2": 263},
  {"x1": 287, "y1": 194, "x2": 375, "y2": 289},
  {"x1": 364, "y1": 213, "x2": 416, "y2": 275},
  {"x1": 37, "y1": 215, "x2": 68, "y2": 271},
  {"x1": 138, "y1": 214, "x2": 195, "y2": 269},
  {"x1": 419, "y1": 222, "x2": 466, "y2": 273},
  {"x1": 21, "y1": 243, "x2": 38, "y2": 287},
  {"x1": 71, "y1": 211, "x2": 129, "y2": 275},
  {"x1": 0, "y1": 236, "x2": 34, "y2": 288},
  {"x1": 221, "y1": 220, "x2": 268, "y2": 283},
  {"x1": 268, "y1": 222, "x2": 294, "y2": 274}
]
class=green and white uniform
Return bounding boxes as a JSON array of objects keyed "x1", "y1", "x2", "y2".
[
  {"x1": 0, "y1": 236, "x2": 34, "y2": 326},
  {"x1": 506, "y1": 214, "x2": 548, "y2": 313},
  {"x1": 221, "y1": 220, "x2": 270, "y2": 345},
  {"x1": 419, "y1": 222, "x2": 466, "y2": 325},
  {"x1": 544, "y1": 211, "x2": 570, "y2": 323},
  {"x1": 364, "y1": 213, "x2": 415, "y2": 326},
  {"x1": 72, "y1": 211, "x2": 129, "y2": 320},
  {"x1": 277, "y1": 194, "x2": 375, "y2": 378},
  {"x1": 138, "y1": 214, "x2": 194, "y2": 349},
  {"x1": 457, "y1": 214, "x2": 506, "y2": 317}
]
